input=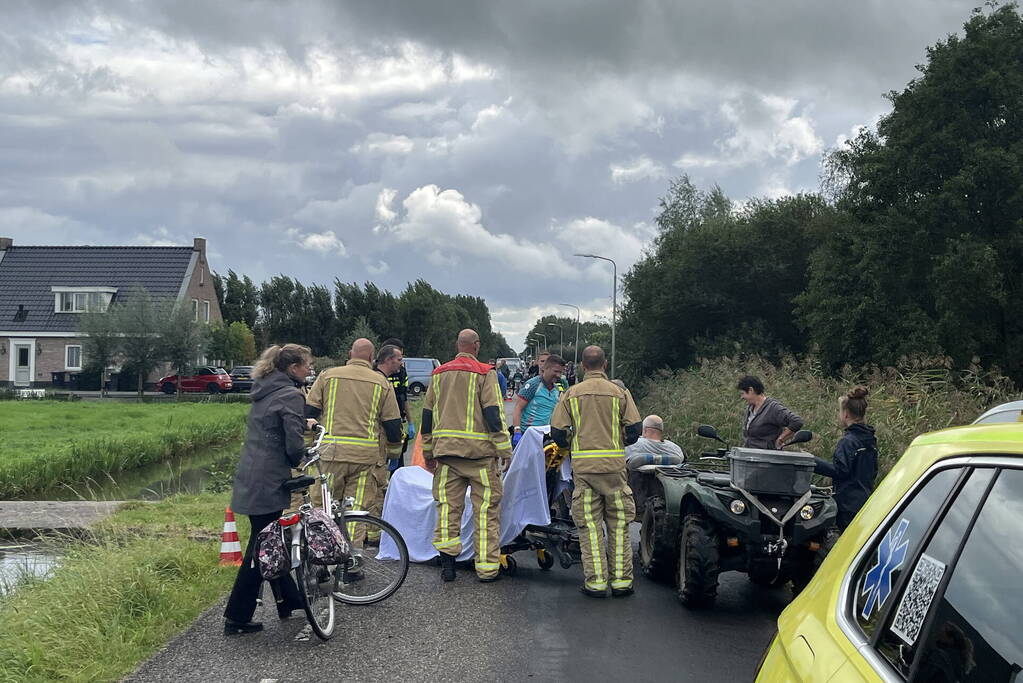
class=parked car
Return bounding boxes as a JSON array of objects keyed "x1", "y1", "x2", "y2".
[
  {"x1": 973, "y1": 399, "x2": 1023, "y2": 424},
  {"x1": 229, "y1": 365, "x2": 254, "y2": 392},
  {"x1": 404, "y1": 357, "x2": 440, "y2": 397},
  {"x1": 158, "y1": 367, "x2": 233, "y2": 394},
  {"x1": 756, "y1": 421, "x2": 1023, "y2": 682}
]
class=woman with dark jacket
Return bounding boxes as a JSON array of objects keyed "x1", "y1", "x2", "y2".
[
  {"x1": 814, "y1": 386, "x2": 878, "y2": 530},
  {"x1": 223, "y1": 343, "x2": 312, "y2": 636},
  {"x1": 738, "y1": 375, "x2": 804, "y2": 450}
]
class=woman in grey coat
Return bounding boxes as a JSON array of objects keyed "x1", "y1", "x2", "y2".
[
  {"x1": 224, "y1": 343, "x2": 312, "y2": 636},
  {"x1": 737, "y1": 375, "x2": 804, "y2": 450}
]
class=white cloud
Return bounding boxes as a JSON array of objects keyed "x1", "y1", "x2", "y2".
[
  {"x1": 375, "y1": 188, "x2": 398, "y2": 224},
  {"x1": 351, "y1": 133, "x2": 415, "y2": 156},
  {"x1": 389, "y1": 184, "x2": 567, "y2": 275},
  {"x1": 610, "y1": 156, "x2": 667, "y2": 184},
  {"x1": 384, "y1": 99, "x2": 454, "y2": 121},
  {"x1": 554, "y1": 217, "x2": 655, "y2": 275},
  {"x1": 286, "y1": 227, "x2": 347, "y2": 255}
]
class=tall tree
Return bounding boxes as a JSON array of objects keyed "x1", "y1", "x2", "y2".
[
  {"x1": 161, "y1": 303, "x2": 208, "y2": 400},
  {"x1": 78, "y1": 305, "x2": 120, "y2": 397},
  {"x1": 110, "y1": 287, "x2": 168, "y2": 401}
]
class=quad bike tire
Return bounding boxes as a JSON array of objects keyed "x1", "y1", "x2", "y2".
[
  {"x1": 639, "y1": 496, "x2": 675, "y2": 583},
  {"x1": 791, "y1": 526, "x2": 840, "y2": 595},
  {"x1": 677, "y1": 514, "x2": 720, "y2": 608}
]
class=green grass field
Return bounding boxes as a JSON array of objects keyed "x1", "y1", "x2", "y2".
[
  {"x1": 0, "y1": 494, "x2": 239, "y2": 682},
  {"x1": 0, "y1": 401, "x2": 249, "y2": 497},
  {"x1": 638, "y1": 355, "x2": 1016, "y2": 475}
]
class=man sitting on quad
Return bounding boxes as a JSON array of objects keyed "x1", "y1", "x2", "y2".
[
  {"x1": 625, "y1": 415, "x2": 684, "y2": 467},
  {"x1": 737, "y1": 375, "x2": 804, "y2": 450}
]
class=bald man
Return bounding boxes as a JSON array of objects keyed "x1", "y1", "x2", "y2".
[
  {"x1": 421, "y1": 329, "x2": 511, "y2": 582},
  {"x1": 305, "y1": 338, "x2": 403, "y2": 547}
]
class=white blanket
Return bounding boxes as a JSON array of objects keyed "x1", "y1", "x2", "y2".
[{"x1": 378, "y1": 426, "x2": 553, "y2": 562}]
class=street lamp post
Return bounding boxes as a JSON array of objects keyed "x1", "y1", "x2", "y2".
[
  {"x1": 559, "y1": 303, "x2": 580, "y2": 366},
  {"x1": 574, "y1": 253, "x2": 617, "y2": 378},
  {"x1": 535, "y1": 332, "x2": 547, "y2": 351},
  {"x1": 546, "y1": 323, "x2": 563, "y2": 355}
]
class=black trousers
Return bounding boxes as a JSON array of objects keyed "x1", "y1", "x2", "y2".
[{"x1": 223, "y1": 511, "x2": 302, "y2": 623}]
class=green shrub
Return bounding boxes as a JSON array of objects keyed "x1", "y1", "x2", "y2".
[{"x1": 638, "y1": 355, "x2": 1017, "y2": 475}]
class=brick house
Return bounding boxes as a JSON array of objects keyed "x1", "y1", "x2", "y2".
[{"x1": 0, "y1": 237, "x2": 222, "y2": 388}]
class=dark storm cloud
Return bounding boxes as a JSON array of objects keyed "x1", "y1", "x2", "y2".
[{"x1": 0, "y1": 0, "x2": 980, "y2": 347}]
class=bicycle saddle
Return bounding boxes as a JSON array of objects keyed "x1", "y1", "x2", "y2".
[{"x1": 283, "y1": 474, "x2": 317, "y2": 491}]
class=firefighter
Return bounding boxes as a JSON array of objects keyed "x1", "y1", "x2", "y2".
[
  {"x1": 366, "y1": 343, "x2": 404, "y2": 544},
  {"x1": 551, "y1": 345, "x2": 642, "y2": 598},
  {"x1": 305, "y1": 338, "x2": 403, "y2": 545},
  {"x1": 421, "y1": 329, "x2": 512, "y2": 582}
]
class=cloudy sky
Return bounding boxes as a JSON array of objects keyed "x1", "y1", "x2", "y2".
[{"x1": 0, "y1": 0, "x2": 978, "y2": 348}]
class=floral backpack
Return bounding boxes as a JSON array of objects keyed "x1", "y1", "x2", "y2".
[
  {"x1": 304, "y1": 508, "x2": 350, "y2": 565},
  {"x1": 256, "y1": 520, "x2": 289, "y2": 580}
]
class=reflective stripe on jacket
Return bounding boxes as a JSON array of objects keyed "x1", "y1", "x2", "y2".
[
  {"x1": 421, "y1": 352, "x2": 511, "y2": 460},
  {"x1": 306, "y1": 358, "x2": 402, "y2": 464},
  {"x1": 550, "y1": 371, "x2": 641, "y2": 474}
]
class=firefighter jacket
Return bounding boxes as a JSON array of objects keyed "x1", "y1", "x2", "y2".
[
  {"x1": 306, "y1": 358, "x2": 403, "y2": 464},
  {"x1": 421, "y1": 352, "x2": 511, "y2": 460},
  {"x1": 550, "y1": 371, "x2": 643, "y2": 475}
]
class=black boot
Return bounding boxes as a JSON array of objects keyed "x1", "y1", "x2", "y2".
[
  {"x1": 440, "y1": 553, "x2": 456, "y2": 582},
  {"x1": 224, "y1": 620, "x2": 263, "y2": 636}
]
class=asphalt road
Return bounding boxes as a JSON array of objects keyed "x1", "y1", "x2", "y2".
[{"x1": 126, "y1": 529, "x2": 786, "y2": 683}]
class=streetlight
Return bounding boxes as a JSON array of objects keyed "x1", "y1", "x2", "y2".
[
  {"x1": 559, "y1": 303, "x2": 580, "y2": 366},
  {"x1": 546, "y1": 323, "x2": 563, "y2": 355},
  {"x1": 574, "y1": 253, "x2": 617, "y2": 378},
  {"x1": 535, "y1": 332, "x2": 547, "y2": 351}
]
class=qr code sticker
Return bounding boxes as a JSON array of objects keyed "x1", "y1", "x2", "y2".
[{"x1": 890, "y1": 553, "x2": 946, "y2": 645}]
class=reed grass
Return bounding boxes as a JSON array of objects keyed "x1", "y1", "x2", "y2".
[
  {"x1": 0, "y1": 402, "x2": 248, "y2": 497},
  {"x1": 637, "y1": 355, "x2": 1017, "y2": 475}
]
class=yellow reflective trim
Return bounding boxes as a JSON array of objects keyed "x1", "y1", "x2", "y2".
[
  {"x1": 367, "y1": 384, "x2": 382, "y2": 440},
  {"x1": 585, "y1": 581, "x2": 608, "y2": 590},
  {"x1": 613, "y1": 490, "x2": 626, "y2": 580},
  {"x1": 582, "y1": 488, "x2": 604, "y2": 583},
  {"x1": 422, "y1": 442, "x2": 434, "y2": 451},
  {"x1": 432, "y1": 429, "x2": 491, "y2": 440},
  {"x1": 573, "y1": 450, "x2": 626, "y2": 458},
  {"x1": 570, "y1": 397, "x2": 581, "y2": 451},
  {"x1": 478, "y1": 466, "x2": 491, "y2": 567},
  {"x1": 433, "y1": 537, "x2": 460, "y2": 549},
  {"x1": 347, "y1": 469, "x2": 369, "y2": 538},
  {"x1": 611, "y1": 579, "x2": 632, "y2": 589},
  {"x1": 611, "y1": 397, "x2": 620, "y2": 450},
  {"x1": 322, "y1": 435, "x2": 378, "y2": 445},
  {"x1": 475, "y1": 562, "x2": 500, "y2": 570},
  {"x1": 465, "y1": 373, "x2": 477, "y2": 432},
  {"x1": 325, "y1": 377, "x2": 339, "y2": 435},
  {"x1": 494, "y1": 383, "x2": 508, "y2": 429},
  {"x1": 437, "y1": 464, "x2": 450, "y2": 548},
  {"x1": 495, "y1": 440, "x2": 512, "y2": 451}
]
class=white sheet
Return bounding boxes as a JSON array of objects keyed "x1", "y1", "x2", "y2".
[{"x1": 378, "y1": 426, "x2": 553, "y2": 563}]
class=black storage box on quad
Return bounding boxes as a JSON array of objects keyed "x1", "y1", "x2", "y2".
[{"x1": 727, "y1": 447, "x2": 815, "y2": 496}]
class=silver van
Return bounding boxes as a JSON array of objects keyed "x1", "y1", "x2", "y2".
[{"x1": 404, "y1": 357, "x2": 440, "y2": 397}]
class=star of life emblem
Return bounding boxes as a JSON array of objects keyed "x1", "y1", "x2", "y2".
[{"x1": 861, "y1": 518, "x2": 910, "y2": 620}]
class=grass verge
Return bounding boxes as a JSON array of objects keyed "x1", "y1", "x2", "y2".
[
  {"x1": 638, "y1": 355, "x2": 1016, "y2": 475},
  {"x1": 0, "y1": 493, "x2": 240, "y2": 683},
  {"x1": 0, "y1": 401, "x2": 249, "y2": 497}
]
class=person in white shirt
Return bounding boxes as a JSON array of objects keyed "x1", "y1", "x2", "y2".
[{"x1": 625, "y1": 415, "x2": 684, "y2": 466}]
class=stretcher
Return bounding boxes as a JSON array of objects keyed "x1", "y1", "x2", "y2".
[{"x1": 377, "y1": 426, "x2": 571, "y2": 567}]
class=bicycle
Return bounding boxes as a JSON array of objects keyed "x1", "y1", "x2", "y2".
[{"x1": 275, "y1": 424, "x2": 410, "y2": 640}]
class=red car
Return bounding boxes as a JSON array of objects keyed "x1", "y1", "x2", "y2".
[{"x1": 158, "y1": 366, "x2": 233, "y2": 394}]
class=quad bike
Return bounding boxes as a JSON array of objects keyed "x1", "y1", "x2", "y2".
[{"x1": 632, "y1": 425, "x2": 838, "y2": 607}]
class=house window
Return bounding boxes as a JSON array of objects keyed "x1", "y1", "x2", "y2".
[
  {"x1": 202, "y1": 300, "x2": 210, "y2": 322},
  {"x1": 52, "y1": 288, "x2": 115, "y2": 313},
  {"x1": 191, "y1": 299, "x2": 199, "y2": 321},
  {"x1": 66, "y1": 345, "x2": 83, "y2": 371}
]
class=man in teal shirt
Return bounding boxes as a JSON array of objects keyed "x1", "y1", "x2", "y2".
[{"x1": 510, "y1": 354, "x2": 566, "y2": 442}]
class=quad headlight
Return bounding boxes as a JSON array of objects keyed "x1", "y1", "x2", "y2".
[
  {"x1": 729, "y1": 499, "x2": 746, "y2": 515},
  {"x1": 800, "y1": 504, "x2": 815, "y2": 520}
]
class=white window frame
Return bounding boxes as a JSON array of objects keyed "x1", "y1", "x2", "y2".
[
  {"x1": 51, "y1": 287, "x2": 117, "y2": 314},
  {"x1": 202, "y1": 300, "x2": 210, "y2": 322},
  {"x1": 191, "y1": 298, "x2": 199, "y2": 321},
  {"x1": 65, "y1": 344, "x2": 83, "y2": 371}
]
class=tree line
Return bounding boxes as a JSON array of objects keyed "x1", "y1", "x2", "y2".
[
  {"x1": 211, "y1": 273, "x2": 515, "y2": 362},
  {"x1": 619, "y1": 5, "x2": 1023, "y2": 387}
]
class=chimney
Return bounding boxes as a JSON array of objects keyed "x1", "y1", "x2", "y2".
[
  {"x1": 192, "y1": 237, "x2": 206, "y2": 259},
  {"x1": 0, "y1": 237, "x2": 11, "y2": 251}
]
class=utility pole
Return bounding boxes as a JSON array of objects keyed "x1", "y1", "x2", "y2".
[
  {"x1": 559, "y1": 303, "x2": 580, "y2": 366},
  {"x1": 574, "y1": 254, "x2": 617, "y2": 378}
]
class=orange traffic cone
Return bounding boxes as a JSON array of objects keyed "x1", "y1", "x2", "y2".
[
  {"x1": 219, "y1": 507, "x2": 243, "y2": 566},
  {"x1": 411, "y1": 432, "x2": 427, "y2": 469}
]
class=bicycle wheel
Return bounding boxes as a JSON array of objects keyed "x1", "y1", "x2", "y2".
[
  {"x1": 295, "y1": 530, "x2": 337, "y2": 640},
  {"x1": 333, "y1": 513, "x2": 409, "y2": 605}
]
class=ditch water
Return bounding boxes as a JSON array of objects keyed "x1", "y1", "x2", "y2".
[{"x1": 0, "y1": 443, "x2": 241, "y2": 596}]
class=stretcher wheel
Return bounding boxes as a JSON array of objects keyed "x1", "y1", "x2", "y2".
[
  {"x1": 536, "y1": 548, "x2": 554, "y2": 570},
  {"x1": 500, "y1": 554, "x2": 518, "y2": 575}
]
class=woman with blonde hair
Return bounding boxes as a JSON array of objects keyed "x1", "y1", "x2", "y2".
[
  {"x1": 813, "y1": 386, "x2": 878, "y2": 531},
  {"x1": 224, "y1": 343, "x2": 313, "y2": 636}
]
